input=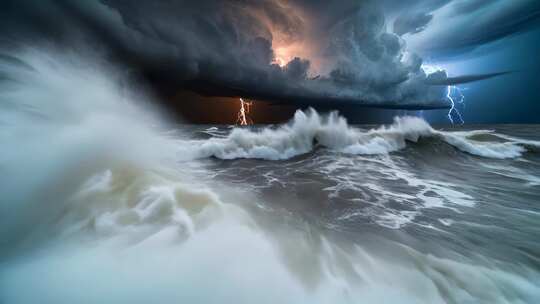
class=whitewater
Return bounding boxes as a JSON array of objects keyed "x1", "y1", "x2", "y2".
[
  {"x1": 1, "y1": 49, "x2": 540, "y2": 304},
  {"x1": 181, "y1": 109, "x2": 537, "y2": 160}
]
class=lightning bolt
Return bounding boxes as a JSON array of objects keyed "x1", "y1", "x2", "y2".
[
  {"x1": 446, "y1": 85, "x2": 465, "y2": 125},
  {"x1": 236, "y1": 98, "x2": 253, "y2": 126},
  {"x1": 422, "y1": 64, "x2": 466, "y2": 124}
]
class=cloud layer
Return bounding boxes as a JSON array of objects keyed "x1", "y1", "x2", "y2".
[
  {"x1": 0, "y1": 0, "x2": 536, "y2": 110},
  {"x1": 392, "y1": 0, "x2": 540, "y2": 55}
]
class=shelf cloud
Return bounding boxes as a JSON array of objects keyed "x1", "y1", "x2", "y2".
[{"x1": 0, "y1": 0, "x2": 534, "y2": 110}]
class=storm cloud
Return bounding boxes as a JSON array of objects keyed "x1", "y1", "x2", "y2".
[
  {"x1": 0, "y1": 0, "x2": 531, "y2": 111},
  {"x1": 393, "y1": 0, "x2": 540, "y2": 55},
  {"x1": 393, "y1": 12, "x2": 433, "y2": 36}
]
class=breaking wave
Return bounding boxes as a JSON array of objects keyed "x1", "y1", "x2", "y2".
[
  {"x1": 1, "y1": 48, "x2": 539, "y2": 304},
  {"x1": 185, "y1": 110, "x2": 539, "y2": 160}
]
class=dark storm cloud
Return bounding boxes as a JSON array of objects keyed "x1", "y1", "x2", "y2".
[
  {"x1": 393, "y1": 12, "x2": 433, "y2": 36},
  {"x1": 450, "y1": 0, "x2": 494, "y2": 14},
  {"x1": 426, "y1": 71, "x2": 513, "y2": 86},
  {"x1": 0, "y1": 0, "x2": 515, "y2": 110},
  {"x1": 284, "y1": 58, "x2": 311, "y2": 80},
  {"x1": 392, "y1": 0, "x2": 540, "y2": 54},
  {"x1": 383, "y1": 0, "x2": 451, "y2": 13}
]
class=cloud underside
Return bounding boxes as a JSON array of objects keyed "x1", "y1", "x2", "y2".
[
  {"x1": 392, "y1": 0, "x2": 540, "y2": 55},
  {"x1": 0, "y1": 0, "x2": 536, "y2": 110}
]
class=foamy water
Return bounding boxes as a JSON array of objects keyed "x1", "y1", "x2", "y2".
[
  {"x1": 180, "y1": 109, "x2": 536, "y2": 160},
  {"x1": 1, "y1": 49, "x2": 540, "y2": 303}
]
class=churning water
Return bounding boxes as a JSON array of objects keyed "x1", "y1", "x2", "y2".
[{"x1": 1, "y1": 49, "x2": 540, "y2": 303}]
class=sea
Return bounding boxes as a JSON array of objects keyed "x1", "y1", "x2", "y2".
[{"x1": 1, "y1": 50, "x2": 540, "y2": 304}]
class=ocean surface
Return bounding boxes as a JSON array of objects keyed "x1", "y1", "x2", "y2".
[{"x1": 1, "y1": 50, "x2": 540, "y2": 303}]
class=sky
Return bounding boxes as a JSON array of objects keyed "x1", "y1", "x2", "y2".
[{"x1": 0, "y1": 0, "x2": 539, "y2": 124}]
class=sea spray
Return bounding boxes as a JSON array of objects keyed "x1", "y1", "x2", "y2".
[
  {"x1": 0, "y1": 48, "x2": 539, "y2": 304},
  {"x1": 181, "y1": 109, "x2": 538, "y2": 160}
]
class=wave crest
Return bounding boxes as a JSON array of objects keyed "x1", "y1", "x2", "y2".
[{"x1": 184, "y1": 109, "x2": 538, "y2": 160}]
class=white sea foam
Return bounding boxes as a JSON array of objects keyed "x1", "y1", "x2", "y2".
[
  {"x1": 326, "y1": 155, "x2": 474, "y2": 229},
  {"x1": 183, "y1": 109, "x2": 538, "y2": 160}
]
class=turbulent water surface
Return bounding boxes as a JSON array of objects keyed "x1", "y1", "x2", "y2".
[{"x1": 1, "y1": 50, "x2": 540, "y2": 304}]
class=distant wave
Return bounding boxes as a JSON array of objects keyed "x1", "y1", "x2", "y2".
[{"x1": 182, "y1": 110, "x2": 540, "y2": 160}]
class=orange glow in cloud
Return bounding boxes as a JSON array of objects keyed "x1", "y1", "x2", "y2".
[
  {"x1": 247, "y1": 1, "x2": 330, "y2": 74},
  {"x1": 269, "y1": 27, "x2": 326, "y2": 74},
  {"x1": 272, "y1": 39, "x2": 324, "y2": 75},
  {"x1": 246, "y1": 1, "x2": 323, "y2": 73},
  {"x1": 272, "y1": 46, "x2": 294, "y2": 67}
]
